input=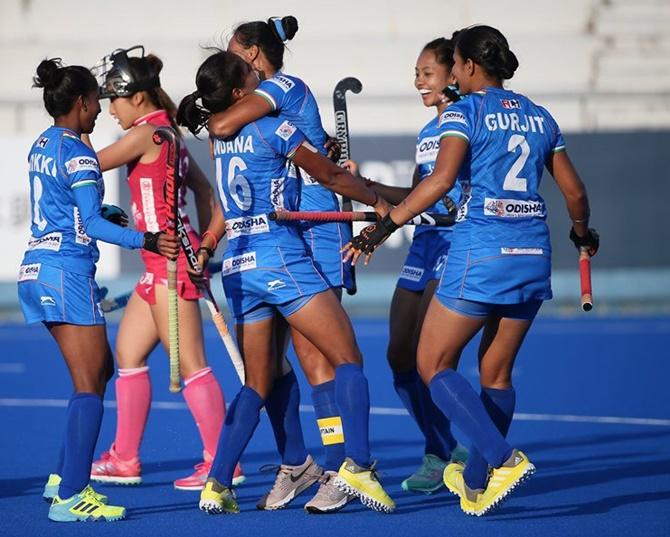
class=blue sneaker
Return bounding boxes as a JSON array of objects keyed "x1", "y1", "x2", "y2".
[
  {"x1": 401, "y1": 444, "x2": 469, "y2": 494},
  {"x1": 48, "y1": 488, "x2": 124, "y2": 522}
]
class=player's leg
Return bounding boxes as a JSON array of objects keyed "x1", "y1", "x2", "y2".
[
  {"x1": 419, "y1": 297, "x2": 535, "y2": 515},
  {"x1": 256, "y1": 316, "x2": 322, "y2": 510},
  {"x1": 150, "y1": 283, "x2": 239, "y2": 489},
  {"x1": 91, "y1": 291, "x2": 158, "y2": 485},
  {"x1": 392, "y1": 282, "x2": 463, "y2": 494},
  {"x1": 201, "y1": 311, "x2": 275, "y2": 514},
  {"x1": 285, "y1": 290, "x2": 395, "y2": 513},
  {"x1": 47, "y1": 323, "x2": 125, "y2": 522}
]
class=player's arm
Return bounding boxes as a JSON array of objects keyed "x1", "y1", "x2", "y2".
[
  {"x1": 291, "y1": 143, "x2": 391, "y2": 217},
  {"x1": 188, "y1": 204, "x2": 225, "y2": 283},
  {"x1": 72, "y1": 183, "x2": 178, "y2": 257},
  {"x1": 95, "y1": 125, "x2": 160, "y2": 171},
  {"x1": 546, "y1": 150, "x2": 598, "y2": 255},
  {"x1": 343, "y1": 159, "x2": 418, "y2": 205},
  {"x1": 185, "y1": 153, "x2": 215, "y2": 234},
  {"x1": 207, "y1": 94, "x2": 273, "y2": 138},
  {"x1": 390, "y1": 136, "x2": 467, "y2": 224}
]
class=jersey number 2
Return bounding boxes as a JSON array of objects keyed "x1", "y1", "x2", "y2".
[{"x1": 503, "y1": 134, "x2": 529, "y2": 192}]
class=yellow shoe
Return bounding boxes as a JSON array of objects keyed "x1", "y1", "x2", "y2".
[
  {"x1": 334, "y1": 458, "x2": 395, "y2": 513},
  {"x1": 43, "y1": 474, "x2": 108, "y2": 504},
  {"x1": 442, "y1": 462, "x2": 483, "y2": 515},
  {"x1": 476, "y1": 449, "x2": 535, "y2": 516},
  {"x1": 48, "y1": 489, "x2": 125, "y2": 522},
  {"x1": 199, "y1": 478, "x2": 239, "y2": 515}
]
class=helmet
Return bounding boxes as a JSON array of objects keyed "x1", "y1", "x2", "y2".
[{"x1": 93, "y1": 45, "x2": 159, "y2": 99}]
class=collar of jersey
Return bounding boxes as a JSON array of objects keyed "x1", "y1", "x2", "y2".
[
  {"x1": 52, "y1": 125, "x2": 80, "y2": 138},
  {"x1": 132, "y1": 109, "x2": 167, "y2": 127}
]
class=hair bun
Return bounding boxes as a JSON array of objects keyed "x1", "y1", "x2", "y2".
[
  {"x1": 145, "y1": 54, "x2": 164, "y2": 76},
  {"x1": 34, "y1": 58, "x2": 63, "y2": 89},
  {"x1": 281, "y1": 16, "x2": 299, "y2": 41}
]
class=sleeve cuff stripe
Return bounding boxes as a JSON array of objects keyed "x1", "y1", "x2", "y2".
[
  {"x1": 553, "y1": 145, "x2": 566, "y2": 152},
  {"x1": 440, "y1": 131, "x2": 470, "y2": 142},
  {"x1": 71, "y1": 180, "x2": 97, "y2": 189},
  {"x1": 254, "y1": 89, "x2": 277, "y2": 110}
]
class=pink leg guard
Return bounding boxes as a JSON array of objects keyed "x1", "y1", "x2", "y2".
[
  {"x1": 114, "y1": 366, "x2": 152, "y2": 461},
  {"x1": 183, "y1": 367, "x2": 226, "y2": 458}
]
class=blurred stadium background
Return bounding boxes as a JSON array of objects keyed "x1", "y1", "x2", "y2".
[{"x1": 1, "y1": 0, "x2": 668, "y2": 316}]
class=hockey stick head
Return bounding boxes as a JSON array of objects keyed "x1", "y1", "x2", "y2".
[{"x1": 333, "y1": 77, "x2": 362, "y2": 99}]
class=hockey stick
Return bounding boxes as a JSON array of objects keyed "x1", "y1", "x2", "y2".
[
  {"x1": 333, "y1": 77, "x2": 362, "y2": 295},
  {"x1": 579, "y1": 248, "x2": 593, "y2": 312},
  {"x1": 269, "y1": 210, "x2": 455, "y2": 227},
  {"x1": 153, "y1": 126, "x2": 181, "y2": 393},
  {"x1": 176, "y1": 215, "x2": 246, "y2": 383}
]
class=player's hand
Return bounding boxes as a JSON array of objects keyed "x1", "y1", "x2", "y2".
[
  {"x1": 101, "y1": 204, "x2": 129, "y2": 227},
  {"x1": 342, "y1": 159, "x2": 361, "y2": 178},
  {"x1": 569, "y1": 227, "x2": 599, "y2": 257},
  {"x1": 372, "y1": 196, "x2": 392, "y2": 219},
  {"x1": 324, "y1": 137, "x2": 341, "y2": 162},
  {"x1": 143, "y1": 232, "x2": 179, "y2": 259},
  {"x1": 187, "y1": 247, "x2": 211, "y2": 286},
  {"x1": 342, "y1": 214, "x2": 399, "y2": 266}
]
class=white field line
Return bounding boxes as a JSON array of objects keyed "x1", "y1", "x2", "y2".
[{"x1": 0, "y1": 398, "x2": 668, "y2": 427}]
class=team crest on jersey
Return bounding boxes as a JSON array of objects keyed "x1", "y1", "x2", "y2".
[
  {"x1": 65, "y1": 156, "x2": 99, "y2": 175},
  {"x1": 37, "y1": 137, "x2": 49, "y2": 148},
  {"x1": 18, "y1": 263, "x2": 41, "y2": 282},
  {"x1": 438, "y1": 110, "x2": 467, "y2": 127},
  {"x1": 484, "y1": 198, "x2": 545, "y2": 218},
  {"x1": 275, "y1": 120, "x2": 297, "y2": 141},
  {"x1": 501, "y1": 99, "x2": 521, "y2": 109},
  {"x1": 268, "y1": 75, "x2": 295, "y2": 93}
]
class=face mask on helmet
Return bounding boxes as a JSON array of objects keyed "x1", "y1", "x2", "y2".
[{"x1": 93, "y1": 45, "x2": 159, "y2": 99}]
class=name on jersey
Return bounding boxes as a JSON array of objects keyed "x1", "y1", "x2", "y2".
[
  {"x1": 226, "y1": 214, "x2": 270, "y2": 240},
  {"x1": 485, "y1": 113, "x2": 545, "y2": 134},
  {"x1": 29, "y1": 154, "x2": 57, "y2": 177},
  {"x1": 268, "y1": 75, "x2": 295, "y2": 93},
  {"x1": 399, "y1": 265, "x2": 425, "y2": 283},
  {"x1": 18, "y1": 263, "x2": 41, "y2": 282},
  {"x1": 416, "y1": 135, "x2": 440, "y2": 165},
  {"x1": 28, "y1": 232, "x2": 62, "y2": 251},
  {"x1": 73, "y1": 207, "x2": 92, "y2": 245},
  {"x1": 275, "y1": 120, "x2": 297, "y2": 141},
  {"x1": 438, "y1": 111, "x2": 467, "y2": 127},
  {"x1": 500, "y1": 247, "x2": 544, "y2": 255},
  {"x1": 222, "y1": 251, "x2": 257, "y2": 276},
  {"x1": 65, "y1": 156, "x2": 99, "y2": 175},
  {"x1": 484, "y1": 198, "x2": 545, "y2": 218},
  {"x1": 213, "y1": 136, "x2": 254, "y2": 155}
]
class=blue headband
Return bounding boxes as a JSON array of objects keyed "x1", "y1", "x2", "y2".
[{"x1": 270, "y1": 17, "x2": 287, "y2": 42}]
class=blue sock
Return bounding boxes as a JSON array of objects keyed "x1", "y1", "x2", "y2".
[
  {"x1": 393, "y1": 370, "x2": 456, "y2": 460},
  {"x1": 335, "y1": 363, "x2": 370, "y2": 467},
  {"x1": 54, "y1": 396, "x2": 74, "y2": 475},
  {"x1": 209, "y1": 386, "x2": 264, "y2": 487},
  {"x1": 463, "y1": 386, "x2": 516, "y2": 489},
  {"x1": 59, "y1": 393, "x2": 103, "y2": 499},
  {"x1": 264, "y1": 369, "x2": 308, "y2": 466},
  {"x1": 429, "y1": 369, "x2": 512, "y2": 468},
  {"x1": 311, "y1": 380, "x2": 345, "y2": 471}
]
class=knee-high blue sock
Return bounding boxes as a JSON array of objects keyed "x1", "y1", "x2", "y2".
[
  {"x1": 429, "y1": 369, "x2": 512, "y2": 468},
  {"x1": 55, "y1": 396, "x2": 74, "y2": 475},
  {"x1": 393, "y1": 370, "x2": 456, "y2": 460},
  {"x1": 264, "y1": 369, "x2": 308, "y2": 466},
  {"x1": 59, "y1": 393, "x2": 104, "y2": 499},
  {"x1": 209, "y1": 386, "x2": 264, "y2": 487},
  {"x1": 312, "y1": 380, "x2": 345, "y2": 471},
  {"x1": 463, "y1": 386, "x2": 516, "y2": 489},
  {"x1": 335, "y1": 364, "x2": 370, "y2": 467}
]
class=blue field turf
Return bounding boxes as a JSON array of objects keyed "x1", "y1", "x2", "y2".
[{"x1": 1, "y1": 316, "x2": 669, "y2": 536}]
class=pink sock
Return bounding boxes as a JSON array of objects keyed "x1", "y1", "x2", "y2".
[
  {"x1": 114, "y1": 366, "x2": 152, "y2": 461},
  {"x1": 183, "y1": 367, "x2": 226, "y2": 458}
]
